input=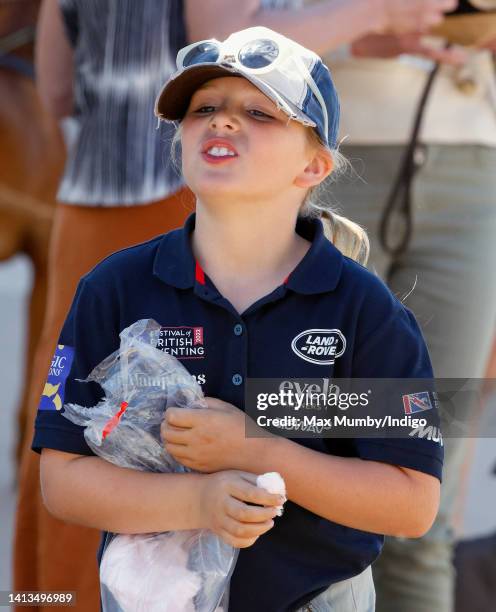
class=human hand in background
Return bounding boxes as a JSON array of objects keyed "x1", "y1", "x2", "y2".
[
  {"x1": 198, "y1": 470, "x2": 283, "y2": 548},
  {"x1": 479, "y1": 37, "x2": 496, "y2": 51},
  {"x1": 351, "y1": 32, "x2": 468, "y2": 64},
  {"x1": 377, "y1": 0, "x2": 458, "y2": 34}
]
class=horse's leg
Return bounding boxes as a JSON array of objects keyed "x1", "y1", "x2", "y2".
[
  {"x1": 14, "y1": 241, "x2": 50, "y2": 472},
  {"x1": 0, "y1": 74, "x2": 64, "y2": 473}
]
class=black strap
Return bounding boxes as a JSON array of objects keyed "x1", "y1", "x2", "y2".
[{"x1": 378, "y1": 60, "x2": 442, "y2": 257}]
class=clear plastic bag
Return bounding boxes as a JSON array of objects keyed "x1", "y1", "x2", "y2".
[{"x1": 62, "y1": 318, "x2": 237, "y2": 612}]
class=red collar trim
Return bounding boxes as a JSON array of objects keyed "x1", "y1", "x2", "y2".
[{"x1": 195, "y1": 260, "x2": 205, "y2": 285}]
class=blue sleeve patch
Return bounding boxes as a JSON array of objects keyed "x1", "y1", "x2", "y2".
[{"x1": 38, "y1": 345, "x2": 75, "y2": 411}]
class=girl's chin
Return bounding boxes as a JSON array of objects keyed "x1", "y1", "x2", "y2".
[{"x1": 189, "y1": 180, "x2": 249, "y2": 200}]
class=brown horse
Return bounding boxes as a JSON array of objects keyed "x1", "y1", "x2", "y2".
[{"x1": 0, "y1": 0, "x2": 65, "y2": 472}]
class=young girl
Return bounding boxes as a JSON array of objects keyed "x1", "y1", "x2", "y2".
[{"x1": 33, "y1": 26, "x2": 443, "y2": 612}]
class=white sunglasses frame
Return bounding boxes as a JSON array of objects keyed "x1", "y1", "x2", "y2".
[{"x1": 175, "y1": 37, "x2": 329, "y2": 143}]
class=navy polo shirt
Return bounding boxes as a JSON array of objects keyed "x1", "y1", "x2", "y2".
[{"x1": 32, "y1": 213, "x2": 443, "y2": 612}]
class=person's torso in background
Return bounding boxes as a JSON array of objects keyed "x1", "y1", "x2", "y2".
[
  {"x1": 58, "y1": 0, "x2": 187, "y2": 206},
  {"x1": 327, "y1": 50, "x2": 496, "y2": 146},
  {"x1": 298, "y1": 0, "x2": 496, "y2": 146}
]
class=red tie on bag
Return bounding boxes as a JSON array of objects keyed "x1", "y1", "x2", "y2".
[{"x1": 102, "y1": 401, "x2": 129, "y2": 440}]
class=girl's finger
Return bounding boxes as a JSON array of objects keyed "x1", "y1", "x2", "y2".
[
  {"x1": 234, "y1": 471, "x2": 258, "y2": 485},
  {"x1": 225, "y1": 497, "x2": 278, "y2": 524},
  {"x1": 163, "y1": 442, "x2": 191, "y2": 457},
  {"x1": 165, "y1": 407, "x2": 203, "y2": 428},
  {"x1": 229, "y1": 479, "x2": 285, "y2": 508},
  {"x1": 161, "y1": 425, "x2": 190, "y2": 444},
  {"x1": 221, "y1": 515, "x2": 274, "y2": 539},
  {"x1": 217, "y1": 528, "x2": 259, "y2": 549}
]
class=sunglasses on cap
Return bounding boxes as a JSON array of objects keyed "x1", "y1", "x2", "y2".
[
  {"x1": 175, "y1": 35, "x2": 329, "y2": 142},
  {"x1": 155, "y1": 26, "x2": 340, "y2": 148}
]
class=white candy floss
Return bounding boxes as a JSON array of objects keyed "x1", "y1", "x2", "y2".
[
  {"x1": 100, "y1": 532, "x2": 202, "y2": 611},
  {"x1": 256, "y1": 472, "x2": 286, "y2": 516}
]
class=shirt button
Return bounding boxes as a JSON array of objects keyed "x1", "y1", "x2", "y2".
[
  {"x1": 232, "y1": 374, "x2": 243, "y2": 386},
  {"x1": 233, "y1": 323, "x2": 243, "y2": 336}
]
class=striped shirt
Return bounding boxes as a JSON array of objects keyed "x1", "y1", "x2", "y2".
[{"x1": 58, "y1": 0, "x2": 187, "y2": 206}]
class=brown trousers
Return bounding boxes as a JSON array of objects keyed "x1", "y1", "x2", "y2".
[{"x1": 13, "y1": 188, "x2": 195, "y2": 612}]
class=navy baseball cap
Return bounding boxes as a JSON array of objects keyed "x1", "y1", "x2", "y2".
[{"x1": 154, "y1": 26, "x2": 340, "y2": 149}]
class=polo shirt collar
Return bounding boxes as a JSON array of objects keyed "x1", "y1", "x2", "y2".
[
  {"x1": 287, "y1": 216, "x2": 344, "y2": 294},
  {"x1": 153, "y1": 212, "x2": 343, "y2": 294},
  {"x1": 153, "y1": 214, "x2": 197, "y2": 289}
]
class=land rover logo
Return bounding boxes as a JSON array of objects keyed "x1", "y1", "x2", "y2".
[{"x1": 291, "y1": 329, "x2": 346, "y2": 365}]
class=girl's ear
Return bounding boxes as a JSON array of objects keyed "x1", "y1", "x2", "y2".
[{"x1": 294, "y1": 148, "x2": 334, "y2": 189}]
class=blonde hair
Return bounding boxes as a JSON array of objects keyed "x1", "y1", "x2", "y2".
[
  {"x1": 301, "y1": 130, "x2": 370, "y2": 266},
  {"x1": 169, "y1": 124, "x2": 369, "y2": 266}
]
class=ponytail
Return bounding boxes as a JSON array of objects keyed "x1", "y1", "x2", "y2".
[{"x1": 320, "y1": 208, "x2": 370, "y2": 266}]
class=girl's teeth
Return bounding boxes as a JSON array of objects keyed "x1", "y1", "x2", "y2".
[{"x1": 207, "y1": 146, "x2": 235, "y2": 157}]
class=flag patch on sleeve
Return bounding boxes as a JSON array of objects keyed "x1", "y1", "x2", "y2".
[
  {"x1": 402, "y1": 391, "x2": 433, "y2": 415},
  {"x1": 38, "y1": 345, "x2": 75, "y2": 411}
]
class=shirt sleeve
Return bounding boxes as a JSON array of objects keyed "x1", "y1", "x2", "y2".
[
  {"x1": 31, "y1": 276, "x2": 120, "y2": 456},
  {"x1": 58, "y1": 0, "x2": 79, "y2": 47},
  {"x1": 351, "y1": 298, "x2": 444, "y2": 482}
]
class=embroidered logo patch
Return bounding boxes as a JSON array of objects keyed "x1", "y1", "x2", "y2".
[
  {"x1": 38, "y1": 345, "x2": 75, "y2": 411},
  {"x1": 156, "y1": 326, "x2": 205, "y2": 359},
  {"x1": 403, "y1": 391, "x2": 433, "y2": 415},
  {"x1": 291, "y1": 329, "x2": 346, "y2": 365}
]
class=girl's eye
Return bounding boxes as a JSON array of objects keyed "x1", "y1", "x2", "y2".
[
  {"x1": 249, "y1": 109, "x2": 273, "y2": 119},
  {"x1": 193, "y1": 105, "x2": 216, "y2": 114}
]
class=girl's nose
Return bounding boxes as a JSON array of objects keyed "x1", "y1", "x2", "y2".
[{"x1": 209, "y1": 108, "x2": 238, "y2": 131}]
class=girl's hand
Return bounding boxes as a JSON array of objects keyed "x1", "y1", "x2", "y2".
[
  {"x1": 198, "y1": 470, "x2": 283, "y2": 548},
  {"x1": 160, "y1": 397, "x2": 263, "y2": 472}
]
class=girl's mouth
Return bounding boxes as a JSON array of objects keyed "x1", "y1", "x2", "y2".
[{"x1": 201, "y1": 139, "x2": 239, "y2": 164}]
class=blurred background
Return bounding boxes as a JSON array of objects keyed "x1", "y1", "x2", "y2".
[
  {"x1": 0, "y1": 255, "x2": 32, "y2": 593},
  {"x1": 1, "y1": 1, "x2": 496, "y2": 611}
]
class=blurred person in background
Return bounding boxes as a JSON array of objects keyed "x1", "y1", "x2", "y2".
[
  {"x1": 323, "y1": 13, "x2": 496, "y2": 612},
  {"x1": 0, "y1": 0, "x2": 65, "y2": 471},
  {"x1": 13, "y1": 0, "x2": 460, "y2": 610},
  {"x1": 13, "y1": 1, "x2": 193, "y2": 610}
]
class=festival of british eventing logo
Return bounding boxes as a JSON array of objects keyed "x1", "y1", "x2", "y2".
[{"x1": 156, "y1": 326, "x2": 205, "y2": 359}]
